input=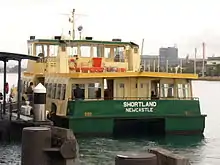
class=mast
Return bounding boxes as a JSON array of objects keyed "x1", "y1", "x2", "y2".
[{"x1": 70, "y1": 9, "x2": 75, "y2": 40}]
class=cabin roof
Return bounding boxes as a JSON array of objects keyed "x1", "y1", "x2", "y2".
[
  {"x1": 27, "y1": 39, "x2": 139, "y2": 48},
  {"x1": 23, "y1": 71, "x2": 198, "y2": 79},
  {"x1": 0, "y1": 52, "x2": 39, "y2": 61}
]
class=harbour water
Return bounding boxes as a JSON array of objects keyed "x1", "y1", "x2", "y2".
[{"x1": 0, "y1": 73, "x2": 219, "y2": 165}]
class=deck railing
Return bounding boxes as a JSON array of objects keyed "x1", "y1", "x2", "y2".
[{"x1": 68, "y1": 97, "x2": 199, "y2": 101}]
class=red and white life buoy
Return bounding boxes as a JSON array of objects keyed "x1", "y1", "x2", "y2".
[{"x1": 69, "y1": 58, "x2": 77, "y2": 70}]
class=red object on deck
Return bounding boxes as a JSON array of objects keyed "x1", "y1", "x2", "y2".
[
  {"x1": 92, "y1": 58, "x2": 102, "y2": 67},
  {"x1": 90, "y1": 67, "x2": 104, "y2": 72}
]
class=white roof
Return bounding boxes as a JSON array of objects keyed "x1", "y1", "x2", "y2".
[{"x1": 34, "y1": 83, "x2": 46, "y2": 93}]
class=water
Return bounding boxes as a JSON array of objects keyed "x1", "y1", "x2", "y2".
[{"x1": 0, "y1": 73, "x2": 219, "y2": 165}]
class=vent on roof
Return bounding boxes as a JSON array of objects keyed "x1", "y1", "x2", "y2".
[
  {"x1": 30, "y1": 36, "x2": 35, "y2": 40},
  {"x1": 54, "y1": 36, "x2": 61, "y2": 40},
  {"x1": 85, "y1": 37, "x2": 93, "y2": 40},
  {"x1": 112, "y1": 39, "x2": 122, "y2": 42}
]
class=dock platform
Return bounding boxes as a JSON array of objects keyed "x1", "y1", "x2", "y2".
[{"x1": 0, "y1": 110, "x2": 52, "y2": 141}]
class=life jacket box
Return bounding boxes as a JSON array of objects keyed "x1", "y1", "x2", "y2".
[{"x1": 21, "y1": 101, "x2": 32, "y2": 116}]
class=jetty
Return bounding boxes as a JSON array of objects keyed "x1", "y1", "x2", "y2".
[{"x1": 198, "y1": 76, "x2": 220, "y2": 81}]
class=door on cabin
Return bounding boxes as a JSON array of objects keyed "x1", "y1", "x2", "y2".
[
  {"x1": 151, "y1": 80, "x2": 160, "y2": 98},
  {"x1": 116, "y1": 82, "x2": 125, "y2": 100},
  {"x1": 138, "y1": 82, "x2": 150, "y2": 99},
  {"x1": 105, "y1": 79, "x2": 114, "y2": 100}
]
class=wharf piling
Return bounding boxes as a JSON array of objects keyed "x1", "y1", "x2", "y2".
[{"x1": 21, "y1": 126, "x2": 78, "y2": 165}]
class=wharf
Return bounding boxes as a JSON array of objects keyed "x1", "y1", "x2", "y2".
[
  {"x1": 197, "y1": 76, "x2": 220, "y2": 81},
  {"x1": 0, "y1": 110, "x2": 52, "y2": 141}
]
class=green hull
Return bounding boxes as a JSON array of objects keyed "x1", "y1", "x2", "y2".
[{"x1": 52, "y1": 99, "x2": 206, "y2": 136}]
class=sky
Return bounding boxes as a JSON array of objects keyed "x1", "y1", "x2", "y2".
[{"x1": 0, "y1": 0, "x2": 220, "y2": 67}]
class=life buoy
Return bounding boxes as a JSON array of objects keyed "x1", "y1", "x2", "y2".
[
  {"x1": 69, "y1": 58, "x2": 75, "y2": 63},
  {"x1": 69, "y1": 58, "x2": 77, "y2": 70}
]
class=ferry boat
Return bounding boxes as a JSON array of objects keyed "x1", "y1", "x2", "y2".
[{"x1": 20, "y1": 10, "x2": 206, "y2": 137}]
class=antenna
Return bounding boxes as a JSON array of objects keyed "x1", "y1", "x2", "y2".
[
  {"x1": 60, "y1": 9, "x2": 87, "y2": 40},
  {"x1": 78, "y1": 25, "x2": 83, "y2": 40}
]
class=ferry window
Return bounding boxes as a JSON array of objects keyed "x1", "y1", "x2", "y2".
[
  {"x1": 61, "y1": 84, "x2": 66, "y2": 100},
  {"x1": 67, "y1": 46, "x2": 77, "y2": 56},
  {"x1": 140, "y1": 83, "x2": 144, "y2": 88},
  {"x1": 134, "y1": 47, "x2": 138, "y2": 53},
  {"x1": 45, "y1": 83, "x2": 48, "y2": 89},
  {"x1": 49, "y1": 45, "x2": 58, "y2": 56},
  {"x1": 28, "y1": 44, "x2": 32, "y2": 55},
  {"x1": 56, "y1": 84, "x2": 62, "y2": 99},
  {"x1": 94, "y1": 46, "x2": 102, "y2": 57},
  {"x1": 161, "y1": 84, "x2": 174, "y2": 98},
  {"x1": 47, "y1": 83, "x2": 52, "y2": 98},
  {"x1": 104, "y1": 48, "x2": 110, "y2": 58},
  {"x1": 71, "y1": 84, "x2": 85, "y2": 99},
  {"x1": 177, "y1": 84, "x2": 183, "y2": 98},
  {"x1": 114, "y1": 47, "x2": 125, "y2": 62},
  {"x1": 183, "y1": 84, "x2": 189, "y2": 98},
  {"x1": 51, "y1": 84, "x2": 57, "y2": 99},
  {"x1": 36, "y1": 45, "x2": 43, "y2": 55},
  {"x1": 93, "y1": 47, "x2": 97, "y2": 57},
  {"x1": 80, "y1": 46, "x2": 91, "y2": 57},
  {"x1": 119, "y1": 83, "x2": 124, "y2": 88},
  {"x1": 88, "y1": 83, "x2": 95, "y2": 99},
  {"x1": 88, "y1": 83, "x2": 101, "y2": 99},
  {"x1": 43, "y1": 45, "x2": 48, "y2": 57}
]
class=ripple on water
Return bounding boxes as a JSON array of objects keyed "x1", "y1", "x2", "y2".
[{"x1": 0, "y1": 143, "x2": 21, "y2": 165}]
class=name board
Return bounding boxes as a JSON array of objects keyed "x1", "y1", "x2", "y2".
[{"x1": 123, "y1": 101, "x2": 157, "y2": 113}]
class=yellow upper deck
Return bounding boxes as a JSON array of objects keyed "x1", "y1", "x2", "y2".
[{"x1": 24, "y1": 36, "x2": 198, "y2": 80}]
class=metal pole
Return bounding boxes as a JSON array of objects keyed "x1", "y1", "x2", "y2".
[
  {"x1": 194, "y1": 48, "x2": 197, "y2": 74},
  {"x1": 202, "y1": 42, "x2": 205, "y2": 77},
  {"x1": 17, "y1": 59, "x2": 22, "y2": 120},
  {"x1": 3, "y1": 60, "x2": 6, "y2": 114},
  {"x1": 166, "y1": 60, "x2": 168, "y2": 72},
  {"x1": 140, "y1": 39, "x2": 144, "y2": 56},
  {"x1": 143, "y1": 59, "x2": 146, "y2": 71},
  {"x1": 153, "y1": 60, "x2": 156, "y2": 72}
]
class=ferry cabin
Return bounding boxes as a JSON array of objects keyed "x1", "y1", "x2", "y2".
[
  {"x1": 40, "y1": 74, "x2": 195, "y2": 116},
  {"x1": 22, "y1": 36, "x2": 196, "y2": 116}
]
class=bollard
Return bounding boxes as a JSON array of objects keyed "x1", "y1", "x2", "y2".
[
  {"x1": 115, "y1": 152, "x2": 157, "y2": 165},
  {"x1": 21, "y1": 127, "x2": 51, "y2": 165},
  {"x1": 33, "y1": 83, "x2": 46, "y2": 121}
]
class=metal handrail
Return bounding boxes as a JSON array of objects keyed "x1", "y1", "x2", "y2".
[{"x1": 67, "y1": 96, "x2": 199, "y2": 101}]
